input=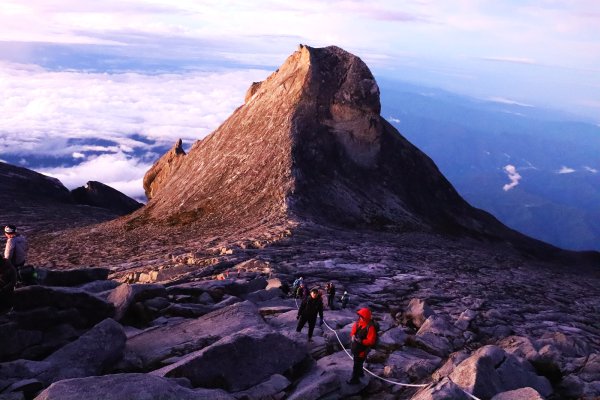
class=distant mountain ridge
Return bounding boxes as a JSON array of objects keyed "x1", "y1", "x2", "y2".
[
  {"x1": 0, "y1": 161, "x2": 141, "y2": 235},
  {"x1": 380, "y1": 80, "x2": 600, "y2": 251}
]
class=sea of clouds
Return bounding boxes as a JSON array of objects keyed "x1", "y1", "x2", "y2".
[{"x1": 0, "y1": 61, "x2": 270, "y2": 200}]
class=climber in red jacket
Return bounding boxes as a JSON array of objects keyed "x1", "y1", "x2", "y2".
[{"x1": 347, "y1": 307, "x2": 377, "y2": 384}]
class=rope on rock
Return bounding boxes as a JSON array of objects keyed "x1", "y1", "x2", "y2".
[{"x1": 293, "y1": 294, "x2": 483, "y2": 399}]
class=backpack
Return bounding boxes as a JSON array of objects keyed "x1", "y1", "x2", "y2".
[
  {"x1": 16, "y1": 265, "x2": 37, "y2": 286},
  {"x1": 367, "y1": 319, "x2": 380, "y2": 348}
]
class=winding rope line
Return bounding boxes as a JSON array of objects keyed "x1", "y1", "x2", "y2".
[
  {"x1": 292, "y1": 293, "x2": 482, "y2": 399},
  {"x1": 295, "y1": 295, "x2": 428, "y2": 388}
]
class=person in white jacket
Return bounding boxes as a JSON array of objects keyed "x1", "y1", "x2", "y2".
[{"x1": 4, "y1": 225, "x2": 28, "y2": 268}]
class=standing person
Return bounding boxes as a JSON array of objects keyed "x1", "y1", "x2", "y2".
[
  {"x1": 347, "y1": 307, "x2": 377, "y2": 384},
  {"x1": 0, "y1": 257, "x2": 17, "y2": 314},
  {"x1": 292, "y1": 276, "x2": 303, "y2": 295},
  {"x1": 4, "y1": 225, "x2": 28, "y2": 269},
  {"x1": 296, "y1": 282, "x2": 308, "y2": 300},
  {"x1": 296, "y1": 288, "x2": 324, "y2": 342},
  {"x1": 340, "y1": 291, "x2": 349, "y2": 309},
  {"x1": 326, "y1": 282, "x2": 337, "y2": 310}
]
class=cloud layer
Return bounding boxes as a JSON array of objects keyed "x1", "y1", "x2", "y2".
[{"x1": 0, "y1": 61, "x2": 270, "y2": 198}]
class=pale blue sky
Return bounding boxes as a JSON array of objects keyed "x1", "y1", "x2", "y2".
[{"x1": 1, "y1": 0, "x2": 599, "y2": 197}]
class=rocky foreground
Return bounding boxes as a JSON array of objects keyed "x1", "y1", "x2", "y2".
[{"x1": 2, "y1": 229, "x2": 600, "y2": 400}]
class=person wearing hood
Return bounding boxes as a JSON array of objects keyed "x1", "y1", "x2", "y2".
[{"x1": 347, "y1": 307, "x2": 377, "y2": 384}]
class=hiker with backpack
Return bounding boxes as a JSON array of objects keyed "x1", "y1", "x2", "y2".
[
  {"x1": 296, "y1": 288, "x2": 324, "y2": 342},
  {"x1": 347, "y1": 307, "x2": 377, "y2": 384},
  {"x1": 0, "y1": 256, "x2": 17, "y2": 314},
  {"x1": 326, "y1": 282, "x2": 336, "y2": 310},
  {"x1": 292, "y1": 276, "x2": 303, "y2": 296},
  {"x1": 4, "y1": 225, "x2": 35, "y2": 286},
  {"x1": 340, "y1": 291, "x2": 349, "y2": 309}
]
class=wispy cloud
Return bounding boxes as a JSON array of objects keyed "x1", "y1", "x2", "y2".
[
  {"x1": 487, "y1": 97, "x2": 534, "y2": 107},
  {"x1": 481, "y1": 56, "x2": 537, "y2": 65},
  {"x1": 502, "y1": 164, "x2": 521, "y2": 191},
  {"x1": 558, "y1": 166, "x2": 576, "y2": 174}
]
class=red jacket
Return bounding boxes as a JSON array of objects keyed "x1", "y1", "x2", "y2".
[{"x1": 350, "y1": 308, "x2": 377, "y2": 358}]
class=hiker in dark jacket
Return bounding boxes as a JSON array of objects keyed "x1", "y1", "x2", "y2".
[
  {"x1": 296, "y1": 288, "x2": 324, "y2": 341},
  {"x1": 0, "y1": 257, "x2": 17, "y2": 314},
  {"x1": 347, "y1": 307, "x2": 377, "y2": 384},
  {"x1": 326, "y1": 282, "x2": 336, "y2": 310}
]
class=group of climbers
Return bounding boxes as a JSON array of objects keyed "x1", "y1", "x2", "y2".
[
  {"x1": 292, "y1": 276, "x2": 377, "y2": 385},
  {"x1": 292, "y1": 277, "x2": 349, "y2": 309}
]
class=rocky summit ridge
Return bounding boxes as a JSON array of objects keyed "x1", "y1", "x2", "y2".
[{"x1": 33, "y1": 44, "x2": 596, "y2": 266}]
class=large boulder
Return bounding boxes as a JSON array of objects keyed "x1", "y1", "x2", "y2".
[
  {"x1": 107, "y1": 284, "x2": 167, "y2": 322},
  {"x1": 384, "y1": 347, "x2": 442, "y2": 382},
  {"x1": 498, "y1": 335, "x2": 561, "y2": 381},
  {"x1": 490, "y1": 387, "x2": 545, "y2": 400},
  {"x1": 2, "y1": 287, "x2": 115, "y2": 361},
  {"x1": 34, "y1": 373, "x2": 233, "y2": 400},
  {"x1": 42, "y1": 318, "x2": 126, "y2": 382},
  {"x1": 0, "y1": 319, "x2": 125, "y2": 389},
  {"x1": 155, "y1": 327, "x2": 308, "y2": 392},
  {"x1": 378, "y1": 326, "x2": 408, "y2": 351},
  {"x1": 13, "y1": 286, "x2": 114, "y2": 326},
  {"x1": 537, "y1": 332, "x2": 591, "y2": 358},
  {"x1": 287, "y1": 351, "x2": 367, "y2": 400},
  {"x1": 37, "y1": 267, "x2": 110, "y2": 287},
  {"x1": 123, "y1": 301, "x2": 267, "y2": 370},
  {"x1": 403, "y1": 298, "x2": 434, "y2": 329},
  {"x1": 231, "y1": 374, "x2": 290, "y2": 400},
  {"x1": 449, "y1": 345, "x2": 552, "y2": 399},
  {"x1": 413, "y1": 314, "x2": 461, "y2": 357},
  {"x1": 411, "y1": 378, "x2": 471, "y2": 400}
]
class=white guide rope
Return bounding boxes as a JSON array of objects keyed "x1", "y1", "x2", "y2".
[{"x1": 293, "y1": 294, "x2": 482, "y2": 399}]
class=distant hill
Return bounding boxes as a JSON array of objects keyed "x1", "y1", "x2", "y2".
[
  {"x1": 0, "y1": 161, "x2": 141, "y2": 237},
  {"x1": 380, "y1": 80, "x2": 600, "y2": 251}
]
